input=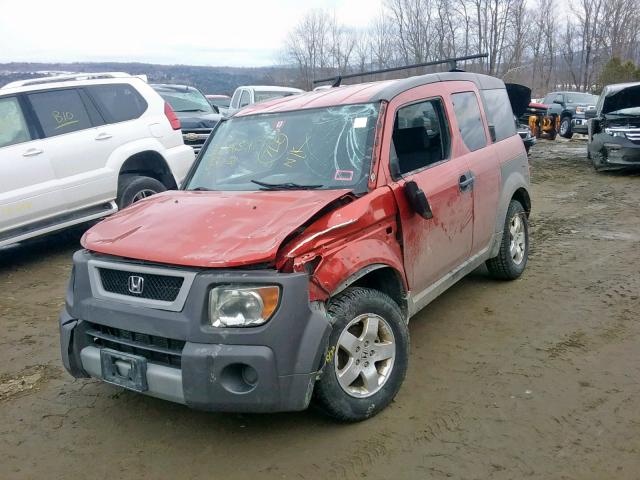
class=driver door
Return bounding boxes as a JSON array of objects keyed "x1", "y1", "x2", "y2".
[{"x1": 388, "y1": 87, "x2": 474, "y2": 294}]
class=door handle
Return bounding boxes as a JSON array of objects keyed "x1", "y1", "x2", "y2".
[
  {"x1": 459, "y1": 172, "x2": 475, "y2": 191},
  {"x1": 95, "y1": 132, "x2": 113, "y2": 140},
  {"x1": 22, "y1": 147, "x2": 44, "y2": 157}
]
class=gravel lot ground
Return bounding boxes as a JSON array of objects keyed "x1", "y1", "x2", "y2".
[{"x1": 1, "y1": 138, "x2": 638, "y2": 480}]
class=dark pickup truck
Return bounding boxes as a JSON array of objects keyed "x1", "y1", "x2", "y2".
[{"x1": 542, "y1": 91, "x2": 598, "y2": 138}]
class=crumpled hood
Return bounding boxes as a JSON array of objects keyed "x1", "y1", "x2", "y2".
[
  {"x1": 82, "y1": 189, "x2": 350, "y2": 268},
  {"x1": 177, "y1": 112, "x2": 221, "y2": 129}
]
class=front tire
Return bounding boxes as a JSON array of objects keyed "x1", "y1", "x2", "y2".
[
  {"x1": 313, "y1": 287, "x2": 409, "y2": 422},
  {"x1": 486, "y1": 200, "x2": 529, "y2": 280},
  {"x1": 560, "y1": 116, "x2": 573, "y2": 139},
  {"x1": 116, "y1": 175, "x2": 166, "y2": 209}
]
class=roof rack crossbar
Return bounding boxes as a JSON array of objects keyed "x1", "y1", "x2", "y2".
[{"x1": 312, "y1": 53, "x2": 488, "y2": 85}]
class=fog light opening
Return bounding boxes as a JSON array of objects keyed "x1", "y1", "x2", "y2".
[{"x1": 220, "y1": 363, "x2": 258, "y2": 394}]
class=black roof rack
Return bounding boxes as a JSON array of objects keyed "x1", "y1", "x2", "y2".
[{"x1": 313, "y1": 53, "x2": 488, "y2": 86}]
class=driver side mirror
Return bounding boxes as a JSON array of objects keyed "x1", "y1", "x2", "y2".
[
  {"x1": 553, "y1": 98, "x2": 563, "y2": 105},
  {"x1": 590, "y1": 118, "x2": 602, "y2": 134},
  {"x1": 404, "y1": 180, "x2": 433, "y2": 219}
]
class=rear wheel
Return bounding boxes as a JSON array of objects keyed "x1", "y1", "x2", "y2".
[
  {"x1": 486, "y1": 200, "x2": 529, "y2": 280},
  {"x1": 116, "y1": 175, "x2": 166, "y2": 209},
  {"x1": 313, "y1": 287, "x2": 409, "y2": 422}
]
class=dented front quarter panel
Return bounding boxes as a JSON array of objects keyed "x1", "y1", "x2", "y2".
[{"x1": 276, "y1": 187, "x2": 406, "y2": 301}]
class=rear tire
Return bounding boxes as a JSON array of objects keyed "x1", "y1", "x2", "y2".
[
  {"x1": 116, "y1": 175, "x2": 166, "y2": 209},
  {"x1": 486, "y1": 200, "x2": 529, "y2": 280},
  {"x1": 313, "y1": 287, "x2": 409, "y2": 422}
]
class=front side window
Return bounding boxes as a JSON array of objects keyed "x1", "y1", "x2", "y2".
[
  {"x1": 87, "y1": 84, "x2": 147, "y2": 122},
  {"x1": 0, "y1": 97, "x2": 31, "y2": 148},
  {"x1": 239, "y1": 90, "x2": 251, "y2": 107},
  {"x1": 481, "y1": 89, "x2": 517, "y2": 142},
  {"x1": 451, "y1": 92, "x2": 487, "y2": 152},
  {"x1": 392, "y1": 98, "x2": 450, "y2": 175},
  {"x1": 186, "y1": 103, "x2": 380, "y2": 193},
  {"x1": 28, "y1": 89, "x2": 92, "y2": 138}
]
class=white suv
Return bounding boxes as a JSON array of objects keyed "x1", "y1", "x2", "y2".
[{"x1": 0, "y1": 72, "x2": 195, "y2": 248}]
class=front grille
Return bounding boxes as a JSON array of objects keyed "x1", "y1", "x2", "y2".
[
  {"x1": 99, "y1": 268, "x2": 184, "y2": 302},
  {"x1": 182, "y1": 128, "x2": 212, "y2": 156},
  {"x1": 625, "y1": 129, "x2": 640, "y2": 143},
  {"x1": 86, "y1": 323, "x2": 185, "y2": 367}
]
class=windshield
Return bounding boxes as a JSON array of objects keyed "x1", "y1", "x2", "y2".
[
  {"x1": 254, "y1": 91, "x2": 298, "y2": 103},
  {"x1": 565, "y1": 93, "x2": 598, "y2": 104},
  {"x1": 186, "y1": 103, "x2": 380, "y2": 193},
  {"x1": 159, "y1": 89, "x2": 214, "y2": 113}
]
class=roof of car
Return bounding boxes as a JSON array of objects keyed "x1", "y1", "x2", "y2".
[
  {"x1": 236, "y1": 72, "x2": 504, "y2": 116},
  {"x1": 1, "y1": 72, "x2": 147, "y2": 95}
]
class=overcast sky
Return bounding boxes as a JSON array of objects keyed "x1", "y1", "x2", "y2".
[{"x1": 0, "y1": 0, "x2": 383, "y2": 67}]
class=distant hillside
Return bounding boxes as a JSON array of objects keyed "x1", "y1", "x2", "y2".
[{"x1": 0, "y1": 61, "x2": 299, "y2": 95}]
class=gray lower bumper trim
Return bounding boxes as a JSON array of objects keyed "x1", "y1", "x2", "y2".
[{"x1": 80, "y1": 346, "x2": 185, "y2": 404}]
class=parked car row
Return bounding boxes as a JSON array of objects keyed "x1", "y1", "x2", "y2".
[
  {"x1": 0, "y1": 73, "x2": 307, "y2": 248},
  {"x1": 0, "y1": 72, "x2": 195, "y2": 248}
]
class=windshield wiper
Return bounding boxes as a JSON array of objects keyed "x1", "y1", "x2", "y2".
[
  {"x1": 250, "y1": 180, "x2": 324, "y2": 190},
  {"x1": 176, "y1": 108, "x2": 209, "y2": 113},
  {"x1": 191, "y1": 186, "x2": 212, "y2": 191}
]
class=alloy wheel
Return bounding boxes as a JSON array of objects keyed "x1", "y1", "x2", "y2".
[{"x1": 334, "y1": 313, "x2": 396, "y2": 398}]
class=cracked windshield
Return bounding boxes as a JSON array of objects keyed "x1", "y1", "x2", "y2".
[{"x1": 187, "y1": 103, "x2": 379, "y2": 192}]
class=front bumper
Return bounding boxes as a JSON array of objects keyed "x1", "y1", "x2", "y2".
[
  {"x1": 60, "y1": 250, "x2": 332, "y2": 412},
  {"x1": 598, "y1": 144, "x2": 640, "y2": 168},
  {"x1": 571, "y1": 117, "x2": 588, "y2": 134}
]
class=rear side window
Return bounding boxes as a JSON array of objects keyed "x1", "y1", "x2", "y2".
[
  {"x1": 451, "y1": 92, "x2": 486, "y2": 151},
  {"x1": 392, "y1": 98, "x2": 450, "y2": 175},
  {"x1": 87, "y1": 84, "x2": 147, "y2": 123},
  {"x1": 28, "y1": 89, "x2": 92, "y2": 138},
  {"x1": 481, "y1": 89, "x2": 516, "y2": 142},
  {"x1": 0, "y1": 97, "x2": 31, "y2": 148}
]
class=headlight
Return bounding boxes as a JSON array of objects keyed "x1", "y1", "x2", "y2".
[
  {"x1": 209, "y1": 285, "x2": 280, "y2": 327},
  {"x1": 604, "y1": 128, "x2": 625, "y2": 138},
  {"x1": 576, "y1": 107, "x2": 585, "y2": 114}
]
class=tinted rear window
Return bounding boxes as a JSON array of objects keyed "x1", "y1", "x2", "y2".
[
  {"x1": 451, "y1": 92, "x2": 487, "y2": 151},
  {"x1": 481, "y1": 89, "x2": 516, "y2": 142},
  {"x1": 28, "y1": 89, "x2": 93, "y2": 138},
  {"x1": 88, "y1": 84, "x2": 147, "y2": 122}
]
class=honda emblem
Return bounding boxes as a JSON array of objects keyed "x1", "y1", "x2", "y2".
[{"x1": 128, "y1": 275, "x2": 145, "y2": 295}]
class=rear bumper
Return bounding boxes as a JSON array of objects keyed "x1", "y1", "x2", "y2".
[{"x1": 59, "y1": 250, "x2": 331, "y2": 413}]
